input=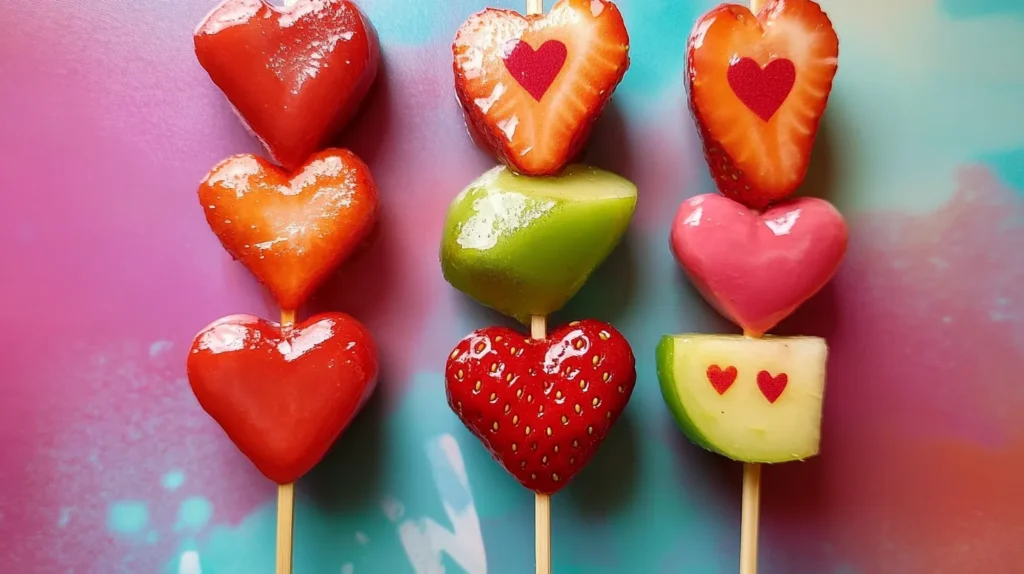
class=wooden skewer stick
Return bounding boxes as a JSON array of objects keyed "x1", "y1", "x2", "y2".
[
  {"x1": 740, "y1": 462, "x2": 761, "y2": 574},
  {"x1": 530, "y1": 314, "x2": 551, "y2": 574},
  {"x1": 526, "y1": 0, "x2": 547, "y2": 569},
  {"x1": 750, "y1": 0, "x2": 765, "y2": 13},
  {"x1": 276, "y1": 309, "x2": 298, "y2": 574},
  {"x1": 739, "y1": 329, "x2": 762, "y2": 574}
]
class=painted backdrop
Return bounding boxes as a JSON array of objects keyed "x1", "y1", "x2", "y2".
[{"x1": 2, "y1": 0, "x2": 1023, "y2": 572}]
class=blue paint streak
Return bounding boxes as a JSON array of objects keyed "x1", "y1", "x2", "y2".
[
  {"x1": 617, "y1": 0, "x2": 717, "y2": 96},
  {"x1": 161, "y1": 470, "x2": 185, "y2": 491},
  {"x1": 107, "y1": 501, "x2": 148, "y2": 535},
  {"x1": 939, "y1": 0, "x2": 1024, "y2": 18},
  {"x1": 175, "y1": 497, "x2": 213, "y2": 532},
  {"x1": 980, "y1": 148, "x2": 1024, "y2": 195}
]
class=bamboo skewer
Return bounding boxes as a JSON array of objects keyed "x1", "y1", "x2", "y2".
[{"x1": 276, "y1": 309, "x2": 298, "y2": 574}]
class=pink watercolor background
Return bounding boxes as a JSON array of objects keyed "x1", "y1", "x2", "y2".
[{"x1": 1, "y1": 0, "x2": 1023, "y2": 572}]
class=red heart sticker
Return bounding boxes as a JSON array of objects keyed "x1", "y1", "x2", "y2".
[
  {"x1": 445, "y1": 320, "x2": 636, "y2": 494},
  {"x1": 757, "y1": 370, "x2": 788, "y2": 403},
  {"x1": 726, "y1": 57, "x2": 796, "y2": 122},
  {"x1": 194, "y1": 0, "x2": 380, "y2": 170},
  {"x1": 187, "y1": 313, "x2": 378, "y2": 484},
  {"x1": 706, "y1": 364, "x2": 738, "y2": 395},
  {"x1": 503, "y1": 40, "x2": 568, "y2": 101},
  {"x1": 198, "y1": 149, "x2": 378, "y2": 311}
]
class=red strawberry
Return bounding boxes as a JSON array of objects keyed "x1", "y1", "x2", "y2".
[
  {"x1": 187, "y1": 313, "x2": 378, "y2": 484},
  {"x1": 686, "y1": 0, "x2": 839, "y2": 209},
  {"x1": 198, "y1": 149, "x2": 378, "y2": 311},
  {"x1": 453, "y1": 0, "x2": 630, "y2": 176},
  {"x1": 194, "y1": 0, "x2": 380, "y2": 171},
  {"x1": 445, "y1": 320, "x2": 636, "y2": 494}
]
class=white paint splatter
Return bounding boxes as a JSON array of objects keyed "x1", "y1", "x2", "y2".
[
  {"x1": 385, "y1": 434, "x2": 487, "y2": 574},
  {"x1": 177, "y1": 550, "x2": 202, "y2": 574}
]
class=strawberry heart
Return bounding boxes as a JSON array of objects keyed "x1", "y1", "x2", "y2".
[
  {"x1": 706, "y1": 364, "x2": 737, "y2": 395},
  {"x1": 670, "y1": 193, "x2": 848, "y2": 337},
  {"x1": 187, "y1": 313, "x2": 378, "y2": 484},
  {"x1": 194, "y1": 0, "x2": 380, "y2": 171},
  {"x1": 445, "y1": 319, "x2": 636, "y2": 494},
  {"x1": 198, "y1": 149, "x2": 378, "y2": 311},
  {"x1": 726, "y1": 57, "x2": 796, "y2": 122},
  {"x1": 686, "y1": 0, "x2": 839, "y2": 208},
  {"x1": 757, "y1": 370, "x2": 788, "y2": 403},
  {"x1": 453, "y1": 0, "x2": 630, "y2": 176},
  {"x1": 503, "y1": 40, "x2": 568, "y2": 101}
]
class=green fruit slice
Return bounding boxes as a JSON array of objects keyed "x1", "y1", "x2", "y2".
[
  {"x1": 657, "y1": 334, "x2": 828, "y2": 463},
  {"x1": 441, "y1": 164, "x2": 636, "y2": 323}
]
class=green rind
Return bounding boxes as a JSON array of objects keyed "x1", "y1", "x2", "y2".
[
  {"x1": 656, "y1": 335, "x2": 718, "y2": 454},
  {"x1": 440, "y1": 164, "x2": 637, "y2": 324}
]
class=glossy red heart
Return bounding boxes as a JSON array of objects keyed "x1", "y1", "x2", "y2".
[
  {"x1": 194, "y1": 0, "x2": 380, "y2": 170},
  {"x1": 187, "y1": 313, "x2": 378, "y2": 484},
  {"x1": 198, "y1": 149, "x2": 378, "y2": 311},
  {"x1": 445, "y1": 320, "x2": 636, "y2": 494}
]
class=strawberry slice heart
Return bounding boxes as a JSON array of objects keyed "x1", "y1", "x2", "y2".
[
  {"x1": 194, "y1": 0, "x2": 380, "y2": 171},
  {"x1": 670, "y1": 193, "x2": 848, "y2": 337},
  {"x1": 198, "y1": 149, "x2": 378, "y2": 311},
  {"x1": 445, "y1": 320, "x2": 636, "y2": 494},
  {"x1": 454, "y1": 0, "x2": 630, "y2": 176},
  {"x1": 187, "y1": 313, "x2": 378, "y2": 484},
  {"x1": 686, "y1": 0, "x2": 839, "y2": 208}
]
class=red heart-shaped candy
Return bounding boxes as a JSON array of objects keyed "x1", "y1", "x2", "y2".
[
  {"x1": 187, "y1": 313, "x2": 378, "y2": 484},
  {"x1": 198, "y1": 149, "x2": 378, "y2": 311},
  {"x1": 445, "y1": 320, "x2": 636, "y2": 494},
  {"x1": 194, "y1": 0, "x2": 380, "y2": 170}
]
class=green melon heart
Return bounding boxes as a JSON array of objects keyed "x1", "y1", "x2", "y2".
[{"x1": 441, "y1": 164, "x2": 636, "y2": 324}]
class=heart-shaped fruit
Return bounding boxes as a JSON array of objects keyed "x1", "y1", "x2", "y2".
[
  {"x1": 199, "y1": 149, "x2": 378, "y2": 311},
  {"x1": 670, "y1": 193, "x2": 847, "y2": 336},
  {"x1": 187, "y1": 313, "x2": 378, "y2": 484},
  {"x1": 441, "y1": 165, "x2": 636, "y2": 324},
  {"x1": 686, "y1": 0, "x2": 839, "y2": 208},
  {"x1": 453, "y1": 0, "x2": 630, "y2": 176},
  {"x1": 446, "y1": 320, "x2": 636, "y2": 494},
  {"x1": 194, "y1": 0, "x2": 379, "y2": 171}
]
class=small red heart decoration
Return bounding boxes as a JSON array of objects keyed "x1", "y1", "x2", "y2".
[
  {"x1": 726, "y1": 57, "x2": 796, "y2": 122},
  {"x1": 503, "y1": 40, "x2": 568, "y2": 101},
  {"x1": 706, "y1": 364, "x2": 737, "y2": 395},
  {"x1": 199, "y1": 149, "x2": 378, "y2": 311},
  {"x1": 445, "y1": 320, "x2": 636, "y2": 494},
  {"x1": 757, "y1": 370, "x2": 788, "y2": 403},
  {"x1": 194, "y1": 0, "x2": 380, "y2": 170},
  {"x1": 187, "y1": 313, "x2": 378, "y2": 484}
]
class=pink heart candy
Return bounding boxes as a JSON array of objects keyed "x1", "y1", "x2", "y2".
[{"x1": 670, "y1": 193, "x2": 848, "y2": 336}]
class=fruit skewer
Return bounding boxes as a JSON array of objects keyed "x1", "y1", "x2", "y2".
[
  {"x1": 662, "y1": 0, "x2": 843, "y2": 573},
  {"x1": 188, "y1": 1, "x2": 383, "y2": 572},
  {"x1": 444, "y1": 1, "x2": 636, "y2": 573}
]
